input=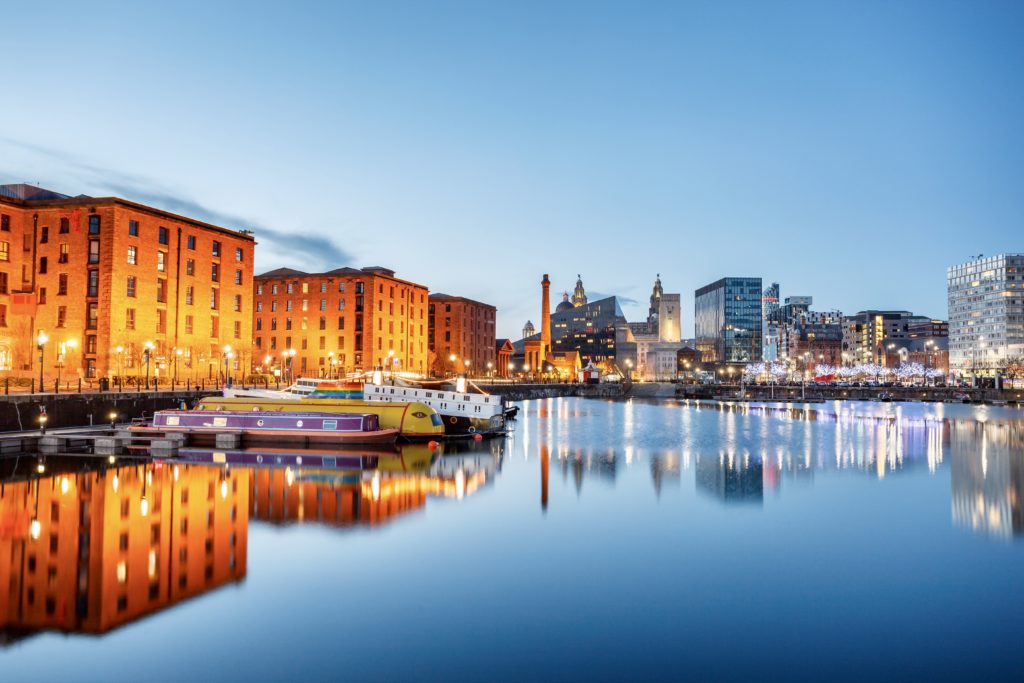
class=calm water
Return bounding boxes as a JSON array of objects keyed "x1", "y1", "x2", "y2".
[{"x1": 2, "y1": 398, "x2": 1023, "y2": 682}]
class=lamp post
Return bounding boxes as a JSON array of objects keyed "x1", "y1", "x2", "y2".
[
  {"x1": 486, "y1": 361, "x2": 493, "y2": 379},
  {"x1": 36, "y1": 331, "x2": 48, "y2": 392},
  {"x1": 464, "y1": 358, "x2": 471, "y2": 378},
  {"x1": 284, "y1": 348, "x2": 296, "y2": 383},
  {"x1": 449, "y1": 353, "x2": 457, "y2": 378},
  {"x1": 388, "y1": 349, "x2": 395, "y2": 383},
  {"x1": 174, "y1": 348, "x2": 183, "y2": 384},
  {"x1": 115, "y1": 345, "x2": 124, "y2": 386},
  {"x1": 57, "y1": 338, "x2": 76, "y2": 390},
  {"x1": 223, "y1": 345, "x2": 233, "y2": 388},
  {"x1": 143, "y1": 341, "x2": 154, "y2": 390}
]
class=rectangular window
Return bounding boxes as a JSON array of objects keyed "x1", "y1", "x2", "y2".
[
  {"x1": 89, "y1": 240, "x2": 100, "y2": 264},
  {"x1": 338, "y1": 316, "x2": 344, "y2": 330},
  {"x1": 185, "y1": 315, "x2": 193, "y2": 334},
  {"x1": 185, "y1": 285, "x2": 193, "y2": 305},
  {"x1": 0, "y1": 272, "x2": 7, "y2": 294},
  {"x1": 272, "y1": 284, "x2": 278, "y2": 294},
  {"x1": 210, "y1": 289, "x2": 218, "y2": 309},
  {"x1": 211, "y1": 263, "x2": 219, "y2": 282},
  {"x1": 129, "y1": 220, "x2": 139, "y2": 236},
  {"x1": 1, "y1": 214, "x2": 9, "y2": 231},
  {"x1": 286, "y1": 318, "x2": 292, "y2": 331},
  {"x1": 235, "y1": 247, "x2": 243, "y2": 262},
  {"x1": 58, "y1": 243, "x2": 69, "y2": 263},
  {"x1": 339, "y1": 282, "x2": 345, "y2": 293},
  {"x1": 211, "y1": 316, "x2": 219, "y2": 338},
  {"x1": 87, "y1": 303, "x2": 98, "y2": 329},
  {"x1": 286, "y1": 300, "x2": 292, "y2": 312},
  {"x1": 187, "y1": 235, "x2": 196, "y2": 250},
  {"x1": 126, "y1": 276, "x2": 136, "y2": 297},
  {"x1": 320, "y1": 282, "x2": 327, "y2": 293},
  {"x1": 157, "y1": 279, "x2": 167, "y2": 303},
  {"x1": 40, "y1": 226, "x2": 48, "y2": 244},
  {"x1": 127, "y1": 245, "x2": 137, "y2": 265},
  {"x1": 234, "y1": 320, "x2": 241, "y2": 339},
  {"x1": 159, "y1": 226, "x2": 169, "y2": 244},
  {"x1": 126, "y1": 309, "x2": 136, "y2": 330},
  {"x1": 38, "y1": 287, "x2": 46, "y2": 304},
  {"x1": 0, "y1": 304, "x2": 6, "y2": 327},
  {"x1": 271, "y1": 300, "x2": 277, "y2": 312},
  {"x1": 57, "y1": 306, "x2": 66, "y2": 328},
  {"x1": 58, "y1": 273, "x2": 68, "y2": 295},
  {"x1": 39, "y1": 256, "x2": 47, "y2": 274},
  {"x1": 157, "y1": 251, "x2": 166, "y2": 272},
  {"x1": 234, "y1": 294, "x2": 242, "y2": 312},
  {"x1": 59, "y1": 217, "x2": 69, "y2": 233},
  {"x1": 0, "y1": 241, "x2": 7, "y2": 262},
  {"x1": 87, "y1": 270, "x2": 99, "y2": 297},
  {"x1": 157, "y1": 309, "x2": 166, "y2": 334},
  {"x1": 320, "y1": 299, "x2": 327, "y2": 311},
  {"x1": 256, "y1": 318, "x2": 262, "y2": 331},
  {"x1": 319, "y1": 316, "x2": 326, "y2": 330},
  {"x1": 256, "y1": 284, "x2": 263, "y2": 295},
  {"x1": 186, "y1": 259, "x2": 194, "y2": 276},
  {"x1": 235, "y1": 269, "x2": 242, "y2": 285},
  {"x1": 212, "y1": 240, "x2": 221, "y2": 257},
  {"x1": 88, "y1": 216, "x2": 100, "y2": 234},
  {"x1": 256, "y1": 301, "x2": 262, "y2": 312}
]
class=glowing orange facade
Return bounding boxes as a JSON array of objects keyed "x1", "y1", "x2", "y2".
[
  {"x1": 253, "y1": 267, "x2": 429, "y2": 377},
  {"x1": 0, "y1": 463, "x2": 248, "y2": 637},
  {"x1": 0, "y1": 184, "x2": 255, "y2": 384}
]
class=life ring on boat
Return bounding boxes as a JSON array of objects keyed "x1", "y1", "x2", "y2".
[
  {"x1": 449, "y1": 416, "x2": 458, "y2": 424},
  {"x1": 468, "y1": 426, "x2": 476, "y2": 433}
]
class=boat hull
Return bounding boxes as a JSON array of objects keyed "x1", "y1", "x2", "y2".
[{"x1": 194, "y1": 397, "x2": 444, "y2": 440}]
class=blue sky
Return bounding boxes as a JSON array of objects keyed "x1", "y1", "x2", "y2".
[{"x1": 1, "y1": 0, "x2": 1021, "y2": 338}]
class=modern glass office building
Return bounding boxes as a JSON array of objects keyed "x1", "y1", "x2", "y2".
[
  {"x1": 947, "y1": 254, "x2": 1024, "y2": 376},
  {"x1": 695, "y1": 277, "x2": 763, "y2": 365}
]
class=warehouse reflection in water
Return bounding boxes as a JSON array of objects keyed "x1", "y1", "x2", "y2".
[{"x1": 0, "y1": 440, "x2": 505, "y2": 643}]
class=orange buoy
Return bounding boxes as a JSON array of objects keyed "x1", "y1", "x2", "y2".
[
  {"x1": 428, "y1": 440, "x2": 439, "y2": 450},
  {"x1": 473, "y1": 433, "x2": 483, "y2": 442}
]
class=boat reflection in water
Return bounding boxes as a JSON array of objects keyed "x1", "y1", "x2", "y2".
[
  {"x1": 0, "y1": 456, "x2": 249, "y2": 643},
  {"x1": 248, "y1": 441, "x2": 501, "y2": 528},
  {"x1": 0, "y1": 440, "x2": 505, "y2": 643}
]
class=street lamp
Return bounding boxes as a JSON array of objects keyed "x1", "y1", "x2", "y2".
[
  {"x1": 223, "y1": 345, "x2": 234, "y2": 387},
  {"x1": 283, "y1": 348, "x2": 297, "y2": 383},
  {"x1": 36, "y1": 331, "x2": 48, "y2": 391},
  {"x1": 174, "y1": 348, "x2": 183, "y2": 384},
  {"x1": 57, "y1": 338, "x2": 76, "y2": 390},
  {"x1": 388, "y1": 349, "x2": 395, "y2": 383},
  {"x1": 449, "y1": 353, "x2": 457, "y2": 378},
  {"x1": 143, "y1": 341, "x2": 155, "y2": 390}
]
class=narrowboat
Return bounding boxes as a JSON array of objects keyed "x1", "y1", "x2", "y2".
[
  {"x1": 195, "y1": 396, "x2": 444, "y2": 441},
  {"x1": 140, "y1": 409, "x2": 399, "y2": 446}
]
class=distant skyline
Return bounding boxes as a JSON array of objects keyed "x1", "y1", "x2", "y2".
[{"x1": 2, "y1": 0, "x2": 1022, "y2": 339}]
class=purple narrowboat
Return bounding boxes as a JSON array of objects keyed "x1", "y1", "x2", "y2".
[{"x1": 138, "y1": 410, "x2": 399, "y2": 446}]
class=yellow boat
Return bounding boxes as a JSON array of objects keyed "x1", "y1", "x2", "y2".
[{"x1": 196, "y1": 396, "x2": 444, "y2": 441}]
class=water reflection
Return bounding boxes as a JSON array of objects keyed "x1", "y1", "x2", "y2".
[
  {"x1": 0, "y1": 440, "x2": 506, "y2": 643},
  {"x1": 950, "y1": 420, "x2": 1024, "y2": 540},
  {"x1": 695, "y1": 452, "x2": 764, "y2": 504},
  {"x1": 0, "y1": 457, "x2": 247, "y2": 642}
]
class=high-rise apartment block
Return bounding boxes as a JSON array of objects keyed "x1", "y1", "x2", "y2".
[{"x1": 947, "y1": 254, "x2": 1024, "y2": 376}]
